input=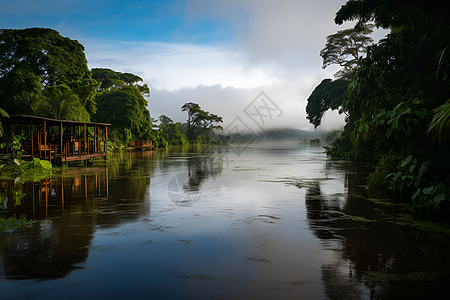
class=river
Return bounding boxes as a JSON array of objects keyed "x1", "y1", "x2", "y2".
[{"x1": 1, "y1": 142, "x2": 449, "y2": 299}]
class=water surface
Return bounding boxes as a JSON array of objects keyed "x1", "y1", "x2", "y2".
[{"x1": 1, "y1": 142, "x2": 449, "y2": 299}]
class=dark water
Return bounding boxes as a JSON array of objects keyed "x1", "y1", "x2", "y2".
[{"x1": 1, "y1": 142, "x2": 450, "y2": 299}]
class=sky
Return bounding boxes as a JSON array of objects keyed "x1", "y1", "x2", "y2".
[{"x1": 0, "y1": 0, "x2": 388, "y2": 132}]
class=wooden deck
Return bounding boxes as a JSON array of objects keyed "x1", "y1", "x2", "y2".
[
  {"x1": 0, "y1": 114, "x2": 110, "y2": 163},
  {"x1": 130, "y1": 140, "x2": 153, "y2": 149}
]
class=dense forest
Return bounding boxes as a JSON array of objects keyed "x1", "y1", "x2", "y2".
[
  {"x1": 0, "y1": 28, "x2": 223, "y2": 150},
  {"x1": 306, "y1": 0, "x2": 450, "y2": 219}
]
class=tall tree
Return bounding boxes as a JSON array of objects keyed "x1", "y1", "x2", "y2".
[
  {"x1": 181, "y1": 102, "x2": 223, "y2": 142},
  {"x1": 305, "y1": 24, "x2": 373, "y2": 129},
  {"x1": 320, "y1": 25, "x2": 374, "y2": 79},
  {"x1": 33, "y1": 84, "x2": 90, "y2": 121},
  {"x1": 95, "y1": 85, "x2": 153, "y2": 143},
  {"x1": 92, "y1": 68, "x2": 150, "y2": 96},
  {"x1": 0, "y1": 28, "x2": 90, "y2": 86},
  {"x1": 0, "y1": 28, "x2": 94, "y2": 115}
]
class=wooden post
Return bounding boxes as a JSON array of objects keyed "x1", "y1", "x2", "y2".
[
  {"x1": 38, "y1": 128, "x2": 41, "y2": 158},
  {"x1": 60, "y1": 121, "x2": 63, "y2": 162},
  {"x1": 83, "y1": 123, "x2": 87, "y2": 155},
  {"x1": 105, "y1": 126, "x2": 108, "y2": 152},
  {"x1": 31, "y1": 124, "x2": 34, "y2": 157},
  {"x1": 11, "y1": 121, "x2": 14, "y2": 157},
  {"x1": 44, "y1": 121, "x2": 47, "y2": 160}
]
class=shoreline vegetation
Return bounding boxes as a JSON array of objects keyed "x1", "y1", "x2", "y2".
[
  {"x1": 0, "y1": 215, "x2": 36, "y2": 232},
  {"x1": 305, "y1": 0, "x2": 450, "y2": 220}
]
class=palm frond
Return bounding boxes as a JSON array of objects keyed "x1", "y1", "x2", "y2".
[{"x1": 428, "y1": 100, "x2": 450, "y2": 142}]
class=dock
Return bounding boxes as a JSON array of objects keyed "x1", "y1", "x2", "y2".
[{"x1": 0, "y1": 114, "x2": 110, "y2": 163}]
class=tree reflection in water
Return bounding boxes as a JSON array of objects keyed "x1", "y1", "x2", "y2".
[
  {"x1": 305, "y1": 161, "x2": 450, "y2": 299},
  {"x1": 0, "y1": 150, "x2": 157, "y2": 280}
]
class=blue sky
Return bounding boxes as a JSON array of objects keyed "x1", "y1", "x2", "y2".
[
  {"x1": 1, "y1": 0, "x2": 387, "y2": 130},
  {"x1": 1, "y1": 0, "x2": 241, "y2": 43}
]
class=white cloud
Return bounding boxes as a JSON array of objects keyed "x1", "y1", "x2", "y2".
[
  {"x1": 83, "y1": 0, "x2": 387, "y2": 131},
  {"x1": 85, "y1": 40, "x2": 281, "y2": 91}
]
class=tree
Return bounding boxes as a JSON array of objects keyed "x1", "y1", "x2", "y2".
[
  {"x1": 67, "y1": 79, "x2": 101, "y2": 117},
  {"x1": 306, "y1": 79, "x2": 348, "y2": 128},
  {"x1": 95, "y1": 85, "x2": 153, "y2": 143},
  {"x1": 305, "y1": 25, "x2": 373, "y2": 128},
  {"x1": 0, "y1": 28, "x2": 95, "y2": 116},
  {"x1": 91, "y1": 68, "x2": 123, "y2": 91},
  {"x1": 0, "y1": 67, "x2": 42, "y2": 114},
  {"x1": 0, "y1": 28, "x2": 90, "y2": 86},
  {"x1": 320, "y1": 25, "x2": 374, "y2": 79},
  {"x1": 92, "y1": 68, "x2": 150, "y2": 96},
  {"x1": 33, "y1": 84, "x2": 90, "y2": 121},
  {"x1": 323, "y1": 0, "x2": 450, "y2": 218},
  {"x1": 0, "y1": 108, "x2": 8, "y2": 138},
  {"x1": 181, "y1": 102, "x2": 223, "y2": 142},
  {"x1": 158, "y1": 115, "x2": 173, "y2": 126}
]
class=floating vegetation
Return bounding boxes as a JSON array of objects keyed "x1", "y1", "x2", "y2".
[
  {"x1": 344, "y1": 214, "x2": 378, "y2": 223},
  {"x1": 232, "y1": 166, "x2": 266, "y2": 171},
  {"x1": 363, "y1": 271, "x2": 449, "y2": 283},
  {"x1": 0, "y1": 215, "x2": 36, "y2": 232},
  {"x1": 246, "y1": 256, "x2": 270, "y2": 263},
  {"x1": 351, "y1": 193, "x2": 403, "y2": 207},
  {"x1": 258, "y1": 176, "x2": 333, "y2": 189}
]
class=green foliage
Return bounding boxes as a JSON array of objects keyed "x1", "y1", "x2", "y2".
[
  {"x1": 95, "y1": 85, "x2": 153, "y2": 144},
  {"x1": 320, "y1": 25, "x2": 374, "y2": 79},
  {"x1": 0, "y1": 66, "x2": 42, "y2": 114},
  {"x1": 0, "y1": 28, "x2": 91, "y2": 114},
  {"x1": 181, "y1": 102, "x2": 223, "y2": 142},
  {"x1": 322, "y1": 0, "x2": 450, "y2": 219},
  {"x1": 92, "y1": 68, "x2": 150, "y2": 96},
  {"x1": 0, "y1": 107, "x2": 8, "y2": 138},
  {"x1": 0, "y1": 134, "x2": 52, "y2": 183},
  {"x1": 306, "y1": 79, "x2": 348, "y2": 128},
  {"x1": 428, "y1": 99, "x2": 450, "y2": 142},
  {"x1": 0, "y1": 215, "x2": 36, "y2": 232},
  {"x1": 33, "y1": 84, "x2": 90, "y2": 121},
  {"x1": 306, "y1": 24, "x2": 374, "y2": 128},
  {"x1": 67, "y1": 79, "x2": 101, "y2": 117}
]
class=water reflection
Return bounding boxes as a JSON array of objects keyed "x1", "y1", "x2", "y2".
[
  {"x1": 306, "y1": 161, "x2": 450, "y2": 299},
  {"x1": 185, "y1": 147, "x2": 226, "y2": 192},
  {"x1": 0, "y1": 144, "x2": 449, "y2": 299},
  {"x1": 0, "y1": 150, "x2": 157, "y2": 280},
  {"x1": 159, "y1": 146, "x2": 226, "y2": 206}
]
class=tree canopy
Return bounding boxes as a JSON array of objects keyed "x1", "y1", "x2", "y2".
[
  {"x1": 181, "y1": 102, "x2": 223, "y2": 142},
  {"x1": 320, "y1": 25, "x2": 374, "y2": 79},
  {"x1": 0, "y1": 28, "x2": 96, "y2": 120},
  {"x1": 92, "y1": 68, "x2": 150, "y2": 96},
  {"x1": 306, "y1": 79, "x2": 348, "y2": 128},
  {"x1": 95, "y1": 85, "x2": 153, "y2": 143},
  {"x1": 0, "y1": 28, "x2": 90, "y2": 87},
  {"x1": 33, "y1": 84, "x2": 90, "y2": 121}
]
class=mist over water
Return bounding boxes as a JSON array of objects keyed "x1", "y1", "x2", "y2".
[{"x1": 1, "y1": 142, "x2": 449, "y2": 299}]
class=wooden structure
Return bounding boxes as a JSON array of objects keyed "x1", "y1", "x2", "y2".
[
  {"x1": 0, "y1": 114, "x2": 110, "y2": 163},
  {"x1": 130, "y1": 140, "x2": 153, "y2": 149}
]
